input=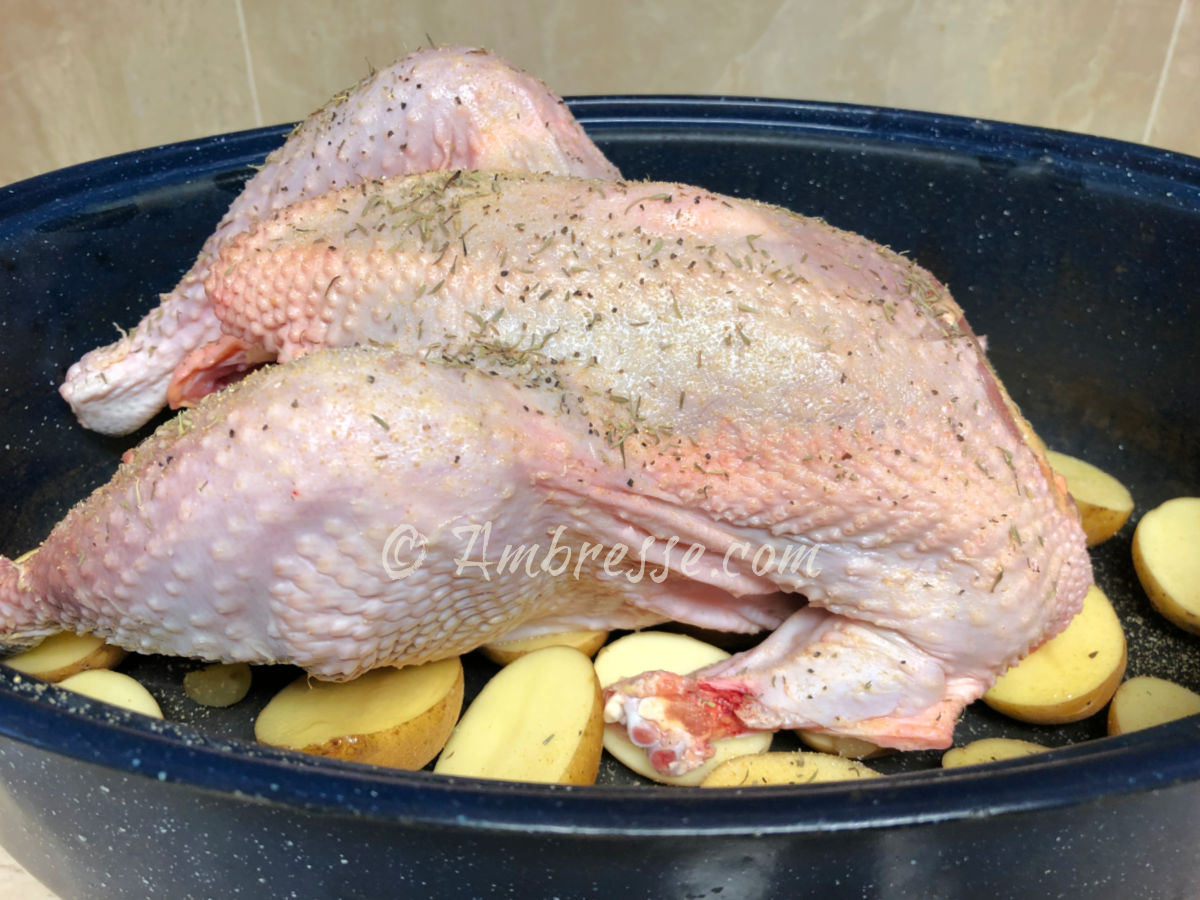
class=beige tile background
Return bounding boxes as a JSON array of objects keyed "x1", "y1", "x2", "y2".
[
  {"x1": 1, "y1": 0, "x2": 1198, "y2": 188},
  {"x1": 0, "y1": 0, "x2": 1196, "y2": 894}
]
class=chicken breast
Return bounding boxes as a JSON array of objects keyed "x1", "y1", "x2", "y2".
[
  {"x1": 3, "y1": 170, "x2": 1092, "y2": 774},
  {"x1": 57, "y1": 46, "x2": 619, "y2": 436}
]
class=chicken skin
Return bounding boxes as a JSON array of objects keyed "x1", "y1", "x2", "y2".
[
  {"x1": 58, "y1": 46, "x2": 618, "y2": 435},
  {"x1": 4, "y1": 169, "x2": 1091, "y2": 774}
]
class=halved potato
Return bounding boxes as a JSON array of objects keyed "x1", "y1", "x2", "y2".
[
  {"x1": 700, "y1": 751, "x2": 881, "y2": 787},
  {"x1": 3, "y1": 632, "x2": 128, "y2": 682},
  {"x1": 983, "y1": 584, "x2": 1126, "y2": 724},
  {"x1": 434, "y1": 645, "x2": 603, "y2": 784},
  {"x1": 255, "y1": 657, "x2": 463, "y2": 770},
  {"x1": 1045, "y1": 450, "x2": 1134, "y2": 546},
  {"x1": 942, "y1": 738, "x2": 1049, "y2": 768},
  {"x1": 592, "y1": 631, "x2": 772, "y2": 786},
  {"x1": 1132, "y1": 497, "x2": 1200, "y2": 634},
  {"x1": 1107, "y1": 675, "x2": 1200, "y2": 736},
  {"x1": 480, "y1": 629, "x2": 609, "y2": 666},
  {"x1": 183, "y1": 662, "x2": 252, "y2": 708},
  {"x1": 796, "y1": 729, "x2": 889, "y2": 760},
  {"x1": 58, "y1": 669, "x2": 163, "y2": 718}
]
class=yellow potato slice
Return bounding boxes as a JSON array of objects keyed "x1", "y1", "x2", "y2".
[
  {"x1": 983, "y1": 585, "x2": 1126, "y2": 724},
  {"x1": 700, "y1": 751, "x2": 881, "y2": 787},
  {"x1": 941, "y1": 738, "x2": 1050, "y2": 768},
  {"x1": 1132, "y1": 497, "x2": 1200, "y2": 634},
  {"x1": 255, "y1": 657, "x2": 463, "y2": 770},
  {"x1": 183, "y1": 662, "x2": 252, "y2": 708},
  {"x1": 796, "y1": 729, "x2": 889, "y2": 760},
  {"x1": 592, "y1": 631, "x2": 772, "y2": 786},
  {"x1": 1107, "y1": 675, "x2": 1200, "y2": 736},
  {"x1": 3, "y1": 632, "x2": 127, "y2": 682},
  {"x1": 480, "y1": 629, "x2": 609, "y2": 666},
  {"x1": 1045, "y1": 450, "x2": 1134, "y2": 546},
  {"x1": 58, "y1": 670, "x2": 163, "y2": 718},
  {"x1": 435, "y1": 645, "x2": 603, "y2": 784}
]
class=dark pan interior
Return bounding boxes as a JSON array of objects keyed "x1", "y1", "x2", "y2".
[{"x1": 0, "y1": 96, "x2": 1198, "y2": 850}]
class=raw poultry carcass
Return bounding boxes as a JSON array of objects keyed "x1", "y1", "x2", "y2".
[
  {"x1": 58, "y1": 46, "x2": 619, "y2": 436},
  {"x1": 2, "y1": 170, "x2": 1092, "y2": 775}
]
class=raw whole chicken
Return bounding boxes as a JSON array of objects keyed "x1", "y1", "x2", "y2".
[
  {"x1": 2, "y1": 169, "x2": 1092, "y2": 775},
  {"x1": 57, "y1": 46, "x2": 619, "y2": 436}
]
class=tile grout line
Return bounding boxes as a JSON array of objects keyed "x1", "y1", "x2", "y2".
[
  {"x1": 234, "y1": 0, "x2": 264, "y2": 127},
  {"x1": 1143, "y1": 0, "x2": 1189, "y2": 145}
]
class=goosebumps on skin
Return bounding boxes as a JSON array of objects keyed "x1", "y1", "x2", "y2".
[
  {"x1": 4, "y1": 169, "x2": 1093, "y2": 774},
  {"x1": 6, "y1": 350, "x2": 676, "y2": 674},
  {"x1": 57, "y1": 45, "x2": 620, "y2": 436}
]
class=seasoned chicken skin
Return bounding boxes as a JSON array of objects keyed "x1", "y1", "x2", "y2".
[
  {"x1": 57, "y1": 46, "x2": 619, "y2": 435},
  {"x1": 6, "y1": 350, "x2": 676, "y2": 673},
  {"x1": 3, "y1": 170, "x2": 1091, "y2": 773}
]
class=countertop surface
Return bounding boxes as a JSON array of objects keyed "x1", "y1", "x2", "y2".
[{"x1": 1, "y1": 846, "x2": 58, "y2": 899}]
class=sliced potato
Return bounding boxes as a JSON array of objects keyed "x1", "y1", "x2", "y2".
[
  {"x1": 1045, "y1": 450, "x2": 1134, "y2": 546},
  {"x1": 942, "y1": 738, "x2": 1050, "y2": 768},
  {"x1": 796, "y1": 729, "x2": 890, "y2": 760},
  {"x1": 255, "y1": 657, "x2": 463, "y2": 770},
  {"x1": 1107, "y1": 675, "x2": 1200, "y2": 736},
  {"x1": 58, "y1": 669, "x2": 163, "y2": 718},
  {"x1": 983, "y1": 584, "x2": 1126, "y2": 724},
  {"x1": 183, "y1": 662, "x2": 252, "y2": 708},
  {"x1": 700, "y1": 751, "x2": 881, "y2": 787},
  {"x1": 1132, "y1": 497, "x2": 1200, "y2": 634},
  {"x1": 480, "y1": 628, "x2": 608, "y2": 666},
  {"x1": 592, "y1": 631, "x2": 772, "y2": 786},
  {"x1": 3, "y1": 632, "x2": 127, "y2": 682},
  {"x1": 435, "y1": 645, "x2": 603, "y2": 784}
]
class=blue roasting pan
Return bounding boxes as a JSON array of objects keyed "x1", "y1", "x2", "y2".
[{"x1": 1, "y1": 97, "x2": 1199, "y2": 899}]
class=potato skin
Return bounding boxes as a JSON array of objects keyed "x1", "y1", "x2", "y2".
[
  {"x1": 58, "y1": 669, "x2": 163, "y2": 718},
  {"x1": 480, "y1": 629, "x2": 609, "y2": 666},
  {"x1": 4, "y1": 632, "x2": 128, "y2": 683},
  {"x1": 1132, "y1": 497, "x2": 1200, "y2": 635},
  {"x1": 1107, "y1": 675, "x2": 1200, "y2": 736},
  {"x1": 435, "y1": 646, "x2": 603, "y2": 785},
  {"x1": 257, "y1": 661, "x2": 465, "y2": 770},
  {"x1": 1076, "y1": 501, "x2": 1132, "y2": 547},
  {"x1": 555, "y1": 675, "x2": 605, "y2": 786},
  {"x1": 45, "y1": 642, "x2": 127, "y2": 683},
  {"x1": 301, "y1": 667, "x2": 463, "y2": 769},
  {"x1": 983, "y1": 586, "x2": 1126, "y2": 725},
  {"x1": 987, "y1": 644, "x2": 1126, "y2": 725},
  {"x1": 1045, "y1": 450, "x2": 1134, "y2": 546}
]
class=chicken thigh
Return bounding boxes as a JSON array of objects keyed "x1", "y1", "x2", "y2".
[
  {"x1": 58, "y1": 46, "x2": 618, "y2": 435},
  {"x1": 3, "y1": 170, "x2": 1092, "y2": 774}
]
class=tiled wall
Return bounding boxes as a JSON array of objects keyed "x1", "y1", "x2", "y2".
[{"x1": 1, "y1": 0, "x2": 1197, "y2": 187}]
